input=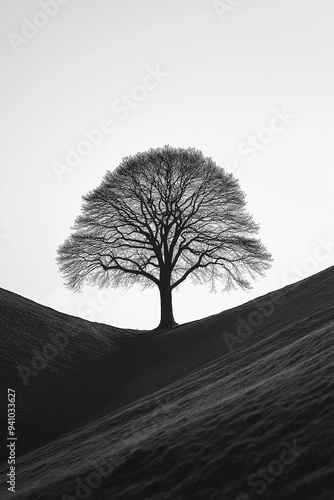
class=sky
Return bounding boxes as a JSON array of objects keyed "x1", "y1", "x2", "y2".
[{"x1": 0, "y1": 0, "x2": 333, "y2": 329}]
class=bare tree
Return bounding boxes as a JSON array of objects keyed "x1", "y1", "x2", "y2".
[{"x1": 57, "y1": 146, "x2": 272, "y2": 329}]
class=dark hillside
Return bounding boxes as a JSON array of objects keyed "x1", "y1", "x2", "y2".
[{"x1": 0, "y1": 266, "x2": 333, "y2": 498}]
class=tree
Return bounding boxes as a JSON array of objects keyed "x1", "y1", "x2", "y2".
[{"x1": 57, "y1": 145, "x2": 272, "y2": 329}]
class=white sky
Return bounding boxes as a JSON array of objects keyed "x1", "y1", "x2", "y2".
[{"x1": 1, "y1": 0, "x2": 333, "y2": 329}]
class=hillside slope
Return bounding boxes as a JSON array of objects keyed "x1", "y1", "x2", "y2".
[{"x1": 0, "y1": 266, "x2": 334, "y2": 498}]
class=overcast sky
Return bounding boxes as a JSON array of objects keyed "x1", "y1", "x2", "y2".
[{"x1": 1, "y1": 0, "x2": 333, "y2": 329}]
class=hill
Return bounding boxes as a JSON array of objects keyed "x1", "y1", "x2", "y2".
[{"x1": 0, "y1": 266, "x2": 334, "y2": 499}]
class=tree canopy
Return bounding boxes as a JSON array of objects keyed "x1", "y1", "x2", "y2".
[{"x1": 57, "y1": 145, "x2": 272, "y2": 328}]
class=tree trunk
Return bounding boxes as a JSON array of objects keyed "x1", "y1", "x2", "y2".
[{"x1": 158, "y1": 279, "x2": 177, "y2": 329}]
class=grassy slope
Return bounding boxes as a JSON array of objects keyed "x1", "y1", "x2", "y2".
[{"x1": 0, "y1": 266, "x2": 334, "y2": 499}]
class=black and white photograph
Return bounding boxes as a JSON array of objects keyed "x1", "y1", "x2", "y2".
[{"x1": 1, "y1": 1, "x2": 334, "y2": 498}]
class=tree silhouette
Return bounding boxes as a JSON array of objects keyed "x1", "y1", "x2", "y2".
[{"x1": 57, "y1": 146, "x2": 272, "y2": 328}]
